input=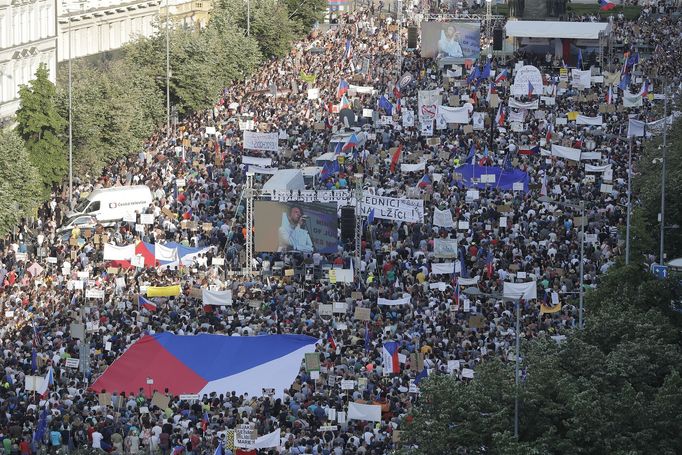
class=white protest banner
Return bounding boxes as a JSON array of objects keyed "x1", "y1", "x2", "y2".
[
  {"x1": 349, "y1": 84, "x2": 375, "y2": 94},
  {"x1": 541, "y1": 96, "x2": 556, "y2": 106},
  {"x1": 432, "y1": 262, "x2": 455, "y2": 275},
  {"x1": 249, "y1": 165, "x2": 278, "y2": 175},
  {"x1": 511, "y1": 65, "x2": 543, "y2": 96},
  {"x1": 334, "y1": 268, "x2": 353, "y2": 283},
  {"x1": 571, "y1": 69, "x2": 592, "y2": 88},
  {"x1": 131, "y1": 255, "x2": 145, "y2": 268},
  {"x1": 253, "y1": 429, "x2": 281, "y2": 450},
  {"x1": 363, "y1": 109, "x2": 374, "y2": 118},
  {"x1": 242, "y1": 156, "x2": 273, "y2": 167},
  {"x1": 508, "y1": 110, "x2": 525, "y2": 123},
  {"x1": 235, "y1": 424, "x2": 256, "y2": 448},
  {"x1": 623, "y1": 91, "x2": 643, "y2": 108},
  {"x1": 333, "y1": 302, "x2": 348, "y2": 313},
  {"x1": 576, "y1": 114, "x2": 603, "y2": 126},
  {"x1": 550, "y1": 144, "x2": 581, "y2": 162},
  {"x1": 434, "y1": 238, "x2": 457, "y2": 258},
  {"x1": 400, "y1": 162, "x2": 426, "y2": 173},
  {"x1": 458, "y1": 276, "x2": 480, "y2": 286},
  {"x1": 420, "y1": 121, "x2": 434, "y2": 137},
  {"x1": 358, "y1": 194, "x2": 424, "y2": 223},
  {"x1": 581, "y1": 152, "x2": 602, "y2": 160},
  {"x1": 202, "y1": 289, "x2": 233, "y2": 306},
  {"x1": 627, "y1": 118, "x2": 646, "y2": 137},
  {"x1": 348, "y1": 402, "x2": 382, "y2": 422},
  {"x1": 437, "y1": 104, "x2": 472, "y2": 124},
  {"x1": 103, "y1": 244, "x2": 135, "y2": 261},
  {"x1": 377, "y1": 296, "x2": 411, "y2": 306},
  {"x1": 433, "y1": 208, "x2": 454, "y2": 228},
  {"x1": 503, "y1": 281, "x2": 538, "y2": 300},
  {"x1": 418, "y1": 89, "x2": 441, "y2": 121},
  {"x1": 65, "y1": 358, "x2": 80, "y2": 369},
  {"x1": 85, "y1": 289, "x2": 105, "y2": 299},
  {"x1": 472, "y1": 112, "x2": 485, "y2": 130},
  {"x1": 341, "y1": 380, "x2": 355, "y2": 390},
  {"x1": 243, "y1": 131, "x2": 279, "y2": 152},
  {"x1": 319, "y1": 304, "x2": 333, "y2": 316},
  {"x1": 140, "y1": 214, "x2": 154, "y2": 225},
  {"x1": 402, "y1": 109, "x2": 415, "y2": 127},
  {"x1": 435, "y1": 113, "x2": 447, "y2": 130},
  {"x1": 508, "y1": 99, "x2": 539, "y2": 110},
  {"x1": 585, "y1": 164, "x2": 611, "y2": 173},
  {"x1": 307, "y1": 88, "x2": 319, "y2": 100},
  {"x1": 429, "y1": 282, "x2": 448, "y2": 291}
]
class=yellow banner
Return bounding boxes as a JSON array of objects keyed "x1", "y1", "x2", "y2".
[
  {"x1": 540, "y1": 303, "x2": 562, "y2": 314},
  {"x1": 146, "y1": 285, "x2": 181, "y2": 297},
  {"x1": 299, "y1": 70, "x2": 317, "y2": 84}
]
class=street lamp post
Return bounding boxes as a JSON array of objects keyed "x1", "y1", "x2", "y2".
[
  {"x1": 625, "y1": 135, "x2": 633, "y2": 265},
  {"x1": 659, "y1": 86, "x2": 668, "y2": 265},
  {"x1": 166, "y1": 0, "x2": 170, "y2": 138},
  {"x1": 578, "y1": 201, "x2": 585, "y2": 330},
  {"x1": 68, "y1": 4, "x2": 73, "y2": 210},
  {"x1": 513, "y1": 295, "x2": 520, "y2": 438}
]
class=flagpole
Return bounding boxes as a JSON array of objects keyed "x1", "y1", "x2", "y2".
[{"x1": 625, "y1": 135, "x2": 632, "y2": 265}]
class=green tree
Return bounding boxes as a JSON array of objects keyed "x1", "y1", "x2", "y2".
[
  {"x1": 124, "y1": 21, "x2": 260, "y2": 116},
  {"x1": 56, "y1": 58, "x2": 164, "y2": 177},
  {"x1": 402, "y1": 266, "x2": 682, "y2": 454},
  {"x1": 0, "y1": 128, "x2": 43, "y2": 235},
  {"x1": 632, "y1": 114, "x2": 682, "y2": 261},
  {"x1": 283, "y1": 0, "x2": 327, "y2": 36},
  {"x1": 215, "y1": 0, "x2": 296, "y2": 58},
  {"x1": 15, "y1": 63, "x2": 67, "y2": 196}
]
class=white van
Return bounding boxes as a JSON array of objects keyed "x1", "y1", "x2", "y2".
[{"x1": 67, "y1": 185, "x2": 153, "y2": 222}]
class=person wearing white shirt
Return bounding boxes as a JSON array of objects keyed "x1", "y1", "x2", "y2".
[{"x1": 438, "y1": 25, "x2": 464, "y2": 58}]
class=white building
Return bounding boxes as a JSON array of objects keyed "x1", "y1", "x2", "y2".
[
  {"x1": 0, "y1": 0, "x2": 58, "y2": 121},
  {"x1": 0, "y1": 0, "x2": 212, "y2": 121},
  {"x1": 57, "y1": 0, "x2": 161, "y2": 62},
  {"x1": 57, "y1": 0, "x2": 213, "y2": 62}
]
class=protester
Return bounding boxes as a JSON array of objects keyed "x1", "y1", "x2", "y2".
[{"x1": 0, "y1": 3, "x2": 680, "y2": 454}]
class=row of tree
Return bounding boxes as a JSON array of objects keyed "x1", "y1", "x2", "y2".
[
  {"x1": 0, "y1": 0, "x2": 326, "y2": 235},
  {"x1": 401, "y1": 115, "x2": 682, "y2": 454}
]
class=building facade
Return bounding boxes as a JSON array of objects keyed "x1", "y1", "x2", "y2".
[
  {"x1": 0, "y1": 0, "x2": 58, "y2": 121},
  {"x1": 57, "y1": 0, "x2": 161, "y2": 62},
  {"x1": 0, "y1": 0, "x2": 212, "y2": 121}
]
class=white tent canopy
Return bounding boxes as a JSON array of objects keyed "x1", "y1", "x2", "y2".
[
  {"x1": 262, "y1": 169, "x2": 305, "y2": 191},
  {"x1": 505, "y1": 21, "x2": 611, "y2": 40}
]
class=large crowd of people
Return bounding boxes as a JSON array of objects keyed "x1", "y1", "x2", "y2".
[{"x1": 0, "y1": 2, "x2": 680, "y2": 454}]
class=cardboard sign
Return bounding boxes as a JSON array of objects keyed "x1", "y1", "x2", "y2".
[
  {"x1": 351, "y1": 291, "x2": 363, "y2": 300},
  {"x1": 235, "y1": 424, "x2": 257, "y2": 449},
  {"x1": 332, "y1": 302, "x2": 347, "y2": 313},
  {"x1": 319, "y1": 304, "x2": 333, "y2": 317},
  {"x1": 341, "y1": 380, "x2": 355, "y2": 390},
  {"x1": 151, "y1": 392, "x2": 171, "y2": 410},
  {"x1": 354, "y1": 307, "x2": 371, "y2": 321},
  {"x1": 98, "y1": 393, "x2": 113, "y2": 407},
  {"x1": 305, "y1": 353, "x2": 321, "y2": 372}
]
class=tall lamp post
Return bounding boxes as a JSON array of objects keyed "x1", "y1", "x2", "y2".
[
  {"x1": 659, "y1": 85, "x2": 669, "y2": 266},
  {"x1": 165, "y1": 0, "x2": 170, "y2": 137}
]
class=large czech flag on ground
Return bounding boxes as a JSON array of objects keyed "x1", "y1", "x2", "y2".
[{"x1": 91, "y1": 334, "x2": 318, "y2": 398}]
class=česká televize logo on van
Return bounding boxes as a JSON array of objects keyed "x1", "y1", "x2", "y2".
[{"x1": 108, "y1": 201, "x2": 148, "y2": 209}]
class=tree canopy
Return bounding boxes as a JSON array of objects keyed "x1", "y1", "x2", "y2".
[
  {"x1": 0, "y1": 128, "x2": 43, "y2": 235},
  {"x1": 402, "y1": 115, "x2": 682, "y2": 455},
  {"x1": 15, "y1": 63, "x2": 67, "y2": 197}
]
